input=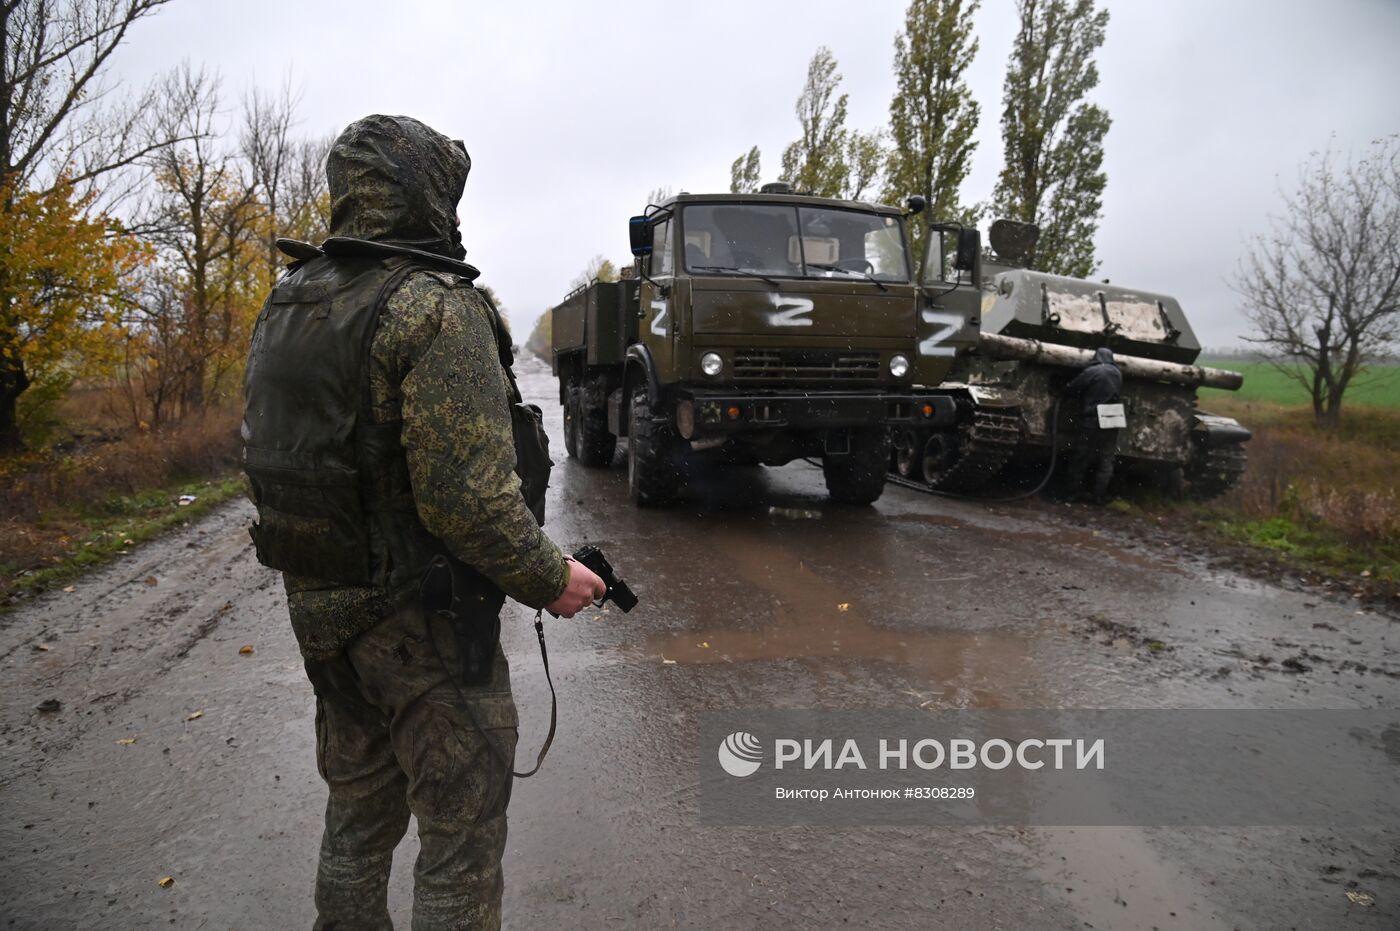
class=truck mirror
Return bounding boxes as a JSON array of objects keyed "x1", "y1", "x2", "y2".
[
  {"x1": 629, "y1": 216, "x2": 653, "y2": 258},
  {"x1": 954, "y1": 228, "x2": 980, "y2": 272},
  {"x1": 904, "y1": 195, "x2": 926, "y2": 216}
]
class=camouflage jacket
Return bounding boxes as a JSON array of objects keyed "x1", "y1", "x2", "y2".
[{"x1": 284, "y1": 271, "x2": 568, "y2": 660}]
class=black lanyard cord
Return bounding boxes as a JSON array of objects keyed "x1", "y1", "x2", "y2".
[{"x1": 426, "y1": 607, "x2": 557, "y2": 779}]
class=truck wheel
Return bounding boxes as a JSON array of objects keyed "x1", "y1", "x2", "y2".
[
  {"x1": 893, "y1": 428, "x2": 924, "y2": 478},
  {"x1": 920, "y1": 433, "x2": 959, "y2": 486},
  {"x1": 823, "y1": 429, "x2": 890, "y2": 505},
  {"x1": 627, "y1": 387, "x2": 682, "y2": 506},
  {"x1": 575, "y1": 398, "x2": 617, "y2": 467}
]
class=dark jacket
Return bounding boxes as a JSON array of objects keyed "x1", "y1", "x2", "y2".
[{"x1": 1064, "y1": 347, "x2": 1123, "y2": 416}]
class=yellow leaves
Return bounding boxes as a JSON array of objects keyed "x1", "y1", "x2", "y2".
[
  {"x1": 115, "y1": 737, "x2": 136, "y2": 745},
  {"x1": 158, "y1": 876, "x2": 175, "y2": 888},
  {"x1": 0, "y1": 177, "x2": 149, "y2": 384},
  {"x1": 238, "y1": 644, "x2": 255, "y2": 655},
  {"x1": 186, "y1": 710, "x2": 203, "y2": 721}
]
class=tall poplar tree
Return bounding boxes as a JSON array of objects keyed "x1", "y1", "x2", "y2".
[
  {"x1": 844, "y1": 130, "x2": 886, "y2": 201},
  {"x1": 992, "y1": 0, "x2": 1111, "y2": 277},
  {"x1": 884, "y1": 0, "x2": 982, "y2": 278},
  {"x1": 778, "y1": 47, "x2": 849, "y2": 197},
  {"x1": 729, "y1": 146, "x2": 762, "y2": 193}
]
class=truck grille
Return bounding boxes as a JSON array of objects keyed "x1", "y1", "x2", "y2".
[{"x1": 732, "y1": 349, "x2": 882, "y2": 381}]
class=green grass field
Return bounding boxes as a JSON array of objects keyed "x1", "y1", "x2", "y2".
[{"x1": 1198, "y1": 360, "x2": 1400, "y2": 408}]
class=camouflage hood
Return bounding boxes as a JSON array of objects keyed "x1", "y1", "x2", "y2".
[
  {"x1": 327, "y1": 114, "x2": 470, "y2": 259},
  {"x1": 1093, "y1": 347, "x2": 1116, "y2": 366}
]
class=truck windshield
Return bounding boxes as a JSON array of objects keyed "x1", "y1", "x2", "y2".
[{"x1": 681, "y1": 203, "x2": 909, "y2": 283}]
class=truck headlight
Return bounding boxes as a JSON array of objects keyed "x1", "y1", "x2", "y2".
[
  {"x1": 889, "y1": 354, "x2": 910, "y2": 378},
  {"x1": 701, "y1": 352, "x2": 724, "y2": 377}
]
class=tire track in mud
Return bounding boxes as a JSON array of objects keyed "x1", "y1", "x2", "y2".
[{"x1": 0, "y1": 499, "x2": 273, "y2": 788}]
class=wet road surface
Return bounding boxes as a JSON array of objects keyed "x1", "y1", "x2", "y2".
[{"x1": 2, "y1": 357, "x2": 1397, "y2": 929}]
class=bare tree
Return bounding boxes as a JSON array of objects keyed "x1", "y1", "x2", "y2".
[
  {"x1": 142, "y1": 63, "x2": 261, "y2": 412},
  {"x1": 0, "y1": 0, "x2": 179, "y2": 449},
  {"x1": 116, "y1": 267, "x2": 192, "y2": 426},
  {"x1": 1237, "y1": 136, "x2": 1400, "y2": 428},
  {"x1": 238, "y1": 81, "x2": 333, "y2": 280},
  {"x1": 282, "y1": 131, "x2": 332, "y2": 242},
  {"x1": 241, "y1": 78, "x2": 298, "y2": 286},
  {"x1": 1, "y1": 0, "x2": 177, "y2": 193}
]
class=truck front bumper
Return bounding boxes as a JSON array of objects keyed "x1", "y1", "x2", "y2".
[{"x1": 677, "y1": 390, "x2": 956, "y2": 439}]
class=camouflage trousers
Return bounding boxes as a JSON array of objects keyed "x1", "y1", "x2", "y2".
[{"x1": 303, "y1": 601, "x2": 519, "y2": 931}]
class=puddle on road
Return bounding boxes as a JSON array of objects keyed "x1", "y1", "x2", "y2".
[{"x1": 638, "y1": 526, "x2": 1041, "y2": 707}]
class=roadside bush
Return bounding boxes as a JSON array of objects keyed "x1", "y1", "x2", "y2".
[
  {"x1": 1190, "y1": 398, "x2": 1400, "y2": 588},
  {"x1": 0, "y1": 406, "x2": 239, "y2": 525},
  {"x1": 1213, "y1": 400, "x2": 1400, "y2": 549}
]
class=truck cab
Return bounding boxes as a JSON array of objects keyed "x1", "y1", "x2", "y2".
[{"x1": 551, "y1": 186, "x2": 984, "y2": 506}]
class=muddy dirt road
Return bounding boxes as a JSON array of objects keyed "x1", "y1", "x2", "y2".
[{"x1": 2, "y1": 358, "x2": 1396, "y2": 930}]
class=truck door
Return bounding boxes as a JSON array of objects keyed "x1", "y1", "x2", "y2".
[
  {"x1": 916, "y1": 228, "x2": 981, "y2": 385},
  {"x1": 640, "y1": 216, "x2": 677, "y2": 381}
]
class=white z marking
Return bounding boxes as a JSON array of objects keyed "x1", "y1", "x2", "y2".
[
  {"x1": 918, "y1": 310, "x2": 962, "y2": 356},
  {"x1": 650, "y1": 299, "x2": 669, "y2": 337},
  {"x1": 768, "y1": 296, "x2": 815, "y2": 327}
]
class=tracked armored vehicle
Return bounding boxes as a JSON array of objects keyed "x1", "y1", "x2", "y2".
[
  {"x1": 550, "y1": 185, "x2": 985, "y2": 506},
  {"x1": 892, "y1": 220, "x2": 1250, "y2": 498}
]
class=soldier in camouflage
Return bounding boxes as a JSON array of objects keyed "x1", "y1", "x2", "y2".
[{"x1": 242, "y1": 114, "x2": 604, "y2": 930}]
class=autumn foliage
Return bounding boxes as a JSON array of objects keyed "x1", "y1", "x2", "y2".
[{"x1": 0, "y1": 179, "x2": 151, "y2": 426}]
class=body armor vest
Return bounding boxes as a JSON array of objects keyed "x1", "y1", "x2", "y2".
[{"x1": 241, "y1": 251, "x2": 548, "y2": 613}]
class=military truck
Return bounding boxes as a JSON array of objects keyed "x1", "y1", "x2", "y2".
[
  {"x1": 890, "y1": 220, "x2": 1251, "y2": 498},
  {"x1": 549, "y1": 184, "x2": 985, "y2": 506}
]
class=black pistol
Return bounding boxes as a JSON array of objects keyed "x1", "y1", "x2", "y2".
[{"x1": 572, "y1": 545, "x2": 638, "y2": 612}]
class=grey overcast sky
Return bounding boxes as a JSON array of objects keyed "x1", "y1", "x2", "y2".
[{"x1": 107, "y1": 0, "x2": 1400, "y2": 347}]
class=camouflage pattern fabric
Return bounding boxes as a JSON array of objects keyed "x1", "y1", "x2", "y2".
[
  {"x1": 305, "y1": 601, "x2": 517, "y2": 931},
  {"x1": 285, "y1": 113, "x2": 567, "y2": 661},
  {"x1": 274, "y1": 114, "x2": 568, "y2": 930},
  {"x1": 284, "y1": 270, "x2": 568, "y2": 660},
  {"x1": 327, "y1": 114, "x2": 471, "y2": 259}
]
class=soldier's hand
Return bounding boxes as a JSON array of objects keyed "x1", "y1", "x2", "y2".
[{"x1": 546, "y1": 557, "x2": 607, "y2": 617}]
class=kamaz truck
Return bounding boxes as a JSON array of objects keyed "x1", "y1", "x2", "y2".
[{"x1": 549, "y1": 184, "x2": 984, "y2": 506}]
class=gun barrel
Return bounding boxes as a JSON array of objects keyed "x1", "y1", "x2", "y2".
[{"x1": 976, "y1": 332, "x2": 1244, "y2": 390}]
